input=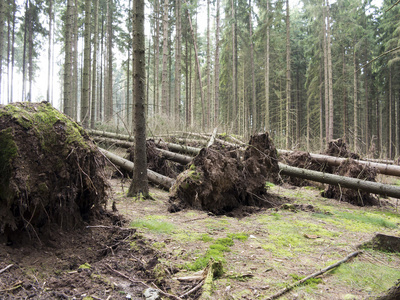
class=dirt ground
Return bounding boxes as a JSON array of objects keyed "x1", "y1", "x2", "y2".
[{"x1": 1, "y1": 174, "x2": 400, "y2": 299}]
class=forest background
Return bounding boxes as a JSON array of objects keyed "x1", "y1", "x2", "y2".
[{"x1": 0, "y1": 0, "x2": 399, "y2": 159}]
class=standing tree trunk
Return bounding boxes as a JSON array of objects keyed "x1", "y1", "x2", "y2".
[
  {"x1": 91, "y1": 0, "x2": 99, "y2": 128},
  {"x1": 187, "y1": 9, "x2": 205, "y2": 129},
  {"x1": 231, "y1": 0, "x2": 237, "y2": 132},
  {"x1": 22, "y1": 0, "x2": 28, "y2": 102},
  {"x1": 154, "y1": 0, "x2": 160, "y2": 115},
  {"x1": 105, "y1": 0, "x2": 113, "y2": 122},
  {"x1": 81, "y1": 0, "x2": 92, "y2": 128},
  {"x1": 206, "y1": 0, "x2": 211, "y2": 129},
  {"x1": 9, "y1": 1, "x2": 16, "y2": 103},
  {"x1": 128, "y1": 0, "x2": 149, "y2": 197},
  {"x1": 175, "y1": 0, "x2": 182, "y2": 126},
  {"x1": 64, "y1": 0, "x2": 73, "y2": 117},
  {"x1": 214, "y1": 0, "x2": 220, "y2": 127},
  {"x1": 265, "y1": 0, "x2": 270, "y2": 132},
  {"x1": 249, "y1": 0, "x2": 257, "y2": 131},
  {"x1": 0, "y1": 0, "x2": 5, "y2": 101},
  {"x1": 342, "y1": 49, "x2": 347, "y2": 142},
  {"x1": 326, "y1": 0, "x2": 333, "y2": 141},
  {"x1": 72, "y1": 0, "x2": 78, "y2": 119},
  {"x1": 161, "y1": 0, "x2": 169, "y2": 116},
  {"x1": 353, "y1": 45, "x2": 358, "y2": 153},
  {"x1": 388, "y1": 67, "x2": 392, "y2": 159},
  {"x1": 285, "y1": 0, "x2": 291, "y2": 149},
  {"x1": 323, "y1": 3, "x2": 328, "y2": 143},
  {"x1": 46, "y1": 0, "x2": 53, "y2": 104}
]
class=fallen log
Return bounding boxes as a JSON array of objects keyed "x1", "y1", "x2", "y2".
[
  {"x1": 99, "y1": 148, "x2": 175, "y2": 190},
  {"x1": 156, "y1": 140, "x2": 201, "y2": 156},
  {"x1": 278, "y1": 150, "x2": 400, "y2": 177},
  {"x1": 87, "y1": 129, "x2": 134, "y2": 142},
  {"x1": 94, "y1": 136, "x2": 192, "y2": 165},
  {"x1": 278, "y1": 163, "x2": 400, "y2": 199}
]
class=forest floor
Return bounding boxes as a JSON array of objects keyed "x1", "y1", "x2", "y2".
[{"x1": 1, "y1": 174, "x2": 400, "y2": 300}]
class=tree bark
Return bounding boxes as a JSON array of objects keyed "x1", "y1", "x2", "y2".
[
  {"x1": 278, "y1": 163, "x2": 400, "y2": 198},
  {"x1": 326, "y1": 0, "x2": 333, "y2": 141},
  {"x1": 0, "y1": 0, "x2": 4, "y2": 101},
  {"x1": 100, "y1": 148, "x2": 174, "y2": 190},
  {"x1": 323, "y1": 3, "x2": 328, "y2": 144},
  {"x1": 63, "y1": 0, "x2": 74, "y2": 117},
  {"x1": 46, "y1": 0, "x2": 53, "y2": 104},
  {"x1": 175, "y1": 0, "x2": 182, "y2": 125},
  {"x1": 278, "y1": 149, "x2": 400, "y2": 177},
  {"x1": 161, "y1": 0, "x2": 169, "y2": 115},
  {"x1": 249, "y1": 0, "x2": 257, "y2": 131},
  {"x1": 128, "y1": 0, "x2": 149, "y2": 197},
  {"x1": 186, "y1": 8, "x2": 205, "y2": 129},
  {"x1": 105, "y1": 0, "x2": 113, "y2": 122},
  {"x1": 81, "y1": 0, "x2": 92, "y2": 128},
  {"x1": 214, "y1": 0, "x2": 220, "y2": 127},
  {"x1": 265, "y1": 0, "x2": 270, "y2": 132},
  {"x1": 285, "y1": 0, "x2": 291, "y2": 149},
  {"x1": 91, "y1": 0, "x2": 99, "y2": 128},
  {"x1": 353, "y1": 45, "x2": 358, "y2": 152}
]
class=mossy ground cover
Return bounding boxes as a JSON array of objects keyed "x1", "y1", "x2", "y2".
[{"x1": 110, "y1": 178, "x2": 400, "y2": 299}]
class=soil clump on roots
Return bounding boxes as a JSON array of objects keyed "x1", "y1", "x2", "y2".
[
  {"x1": 325, "y1": 138, "x2": 359, "y2": 159},
  {"x1": 323, "y1": 159, "x2": 379, "y2": 206},
  {"x1": 0, "y1": 102, "x2": 108, "y2": 242},
  {"x1": 168, "y1": 133, "x2": 281, "y2": 215}
]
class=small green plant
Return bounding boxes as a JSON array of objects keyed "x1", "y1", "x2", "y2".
[
  {"x1": 265, "y1": 181, "x2": 275, "y2": 188},
  {"x1": 200, "y1": 233, "x2": 214, "y2": 242},
  {"x1": 79, "y1": 263, "x2": 91, "y2": 270},
  {"x1": 289, "y1": 273, "x2": 322, "y2": 287},
  {"x1": 227, "y1": 233, "x2": 249, "y2": 241}
]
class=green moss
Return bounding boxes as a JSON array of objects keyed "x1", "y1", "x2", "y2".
[
  {"x1": 130, "y1": 219, "x2": 176, "y2": 233},
  {"x1": 331, "y1": 261, "x2": 399, "y2": 294},
  {"x1": 215, "y1": 237, "x2": 234, "y2": 247},
  {"x1": 0, "y1": 103, "x2": 87, "y2": 153},
  {"x1": 152, "y1": 242, "x2": 166, "y2": 249},
  {"x1": 0, "y1": 128, "x2": 18, "y2": 200},
  {"x1": 227, "y1": 233, "x2": 249, "y2": 241},
  {"x1": 289, "y1": 273, "x2": 322, "y2": 287}
]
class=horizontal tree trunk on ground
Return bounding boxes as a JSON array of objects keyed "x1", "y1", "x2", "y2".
[
  {"x1": 278, "y1": 150, "x2": 400, "y2": 177},
  {"x1": 87, "y1": 129, "x2": 134, "y2": 142},
  {"x1": 94, "y1": 136, "x2": 192, "y2": 165},
  {"x1": 99, "y1": 147, "x2": 175, "y2": 189},
  {"x1": 278, "y1": 162, "x2": 400, "y2": 199}
]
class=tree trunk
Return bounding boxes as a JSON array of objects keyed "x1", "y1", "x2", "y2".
[
  {"x1": 326, "y1": 0, "x2": 333, "y2": 141},
  {"x1": 249, "y1": 0, "x2": 257, "y2": 131},
  {"x1": 105, "y1": 0, "x2": 113, "y2": 122},
  {"x1": 0, "y1": 0, "x2": 4, "y2": 101},
  {"x1": 285, "y1": 0, "x2": 291, "y2": 149},
  {"x1": 214, "y1": 0, "x2": 220, "y2": 127},
  {"x1": 265, "y1": 0, "x2": 270, "y2": 132},
  {"x1": 231, "y1": 0, "x2": 237, "y2": 133},
  {"x1": 10, "y1": 1, "x2": 16, "y2": 103},
  {"x1": 278, "y1": 163, "x2": 400, "y2": 199},
  {"x1": 128, "y1": 0, "x2": 149, "y2": 197},
  {"x1": 91, "y1": 0, "x2": 99, "y2": 128},
  {"x1": 186, "y1": 9, "x2": 205, "y2": 129},
  {"x1": 72, "y1": 0, "x2": 78, "y2": 119},
  {"x1": 206, "y1": 0, "x2": 211, "y2": 129},
  {"x1": 46, "y1": 0, "x2": 53, "y2": 104},
  {"x1": 388, "y1": 67, "x2": 392, "y2": 159},
  {"x1": 22, "y1": 0, "x2": 28, "y2": 102},
  {"x1": 175, "y1": 0, "x2": 182, "y2": 126},
  {"x1": 63, "y1": 0, "x2": 74, "y2": 117},
  {"x1": 154, "y1": 0, "x2": 160, "y2": 115},
  {"x1": 353, "y1": 45, "x2": 358, "y2": 152},
  {"x1": 100, "y1": 148, "x2": 174, "y2": 190},
  {"x1": 323, "y1": 4, "x2": 328, "y2": 144},
  {"x1": 81, "y1": 0, "x2": 91, "y2": 128},
  {"x1": 161, "y1": 0, "x2": 169, "y2": 115}
]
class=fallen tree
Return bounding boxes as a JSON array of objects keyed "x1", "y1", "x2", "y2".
[
  {"x1": 278, "y1": 150, "x2": 400, "y2": 177},
  {"x1": 99, "y1": 148, "x2": 175, "y2": 190},
  {"x1": 94, "y1": 136, "x2": 192, "y2": 165},
  {"x1": 278, "y1": 163, "x2": 400, "y2": 199}
]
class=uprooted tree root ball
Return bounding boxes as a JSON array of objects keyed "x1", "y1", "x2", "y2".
[
  {"x1": 325, "y1": 138, "x2": 359, "y2": 159},
  {"x1": 323, "y1": 159, "x2": 379, "y2": 206},
  {"x1": 0, "y1": 102, "x2": 108, "y2": 240},
  {"x1": 168, "y1": 133, "x2": 281, "y2": 214}
]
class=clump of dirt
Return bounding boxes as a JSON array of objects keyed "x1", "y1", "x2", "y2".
[
  {"x1": 126, "y1": 139, "x2": 183, "y2": 178},
  {"x1": 280, "y1": 151, "x2": 332, "y2": 186},
  {"x1": 168, "y1": 133, "x2": 281, "y2": 215},
  {"x1": 323, "y1": 159, "x2": 378, "y2": 206},
  {"x1": 325, "y1": 138, "x2": 359, "y2": 159},
  {"x1": 0, "y1": 102, "x2": 108, "y2": 240}
]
